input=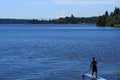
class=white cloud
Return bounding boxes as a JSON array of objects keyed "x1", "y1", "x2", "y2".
[
  {"x1": 51, "y1": 11, "x2": 69, "y2": 18},
  {"x1": 80, "y1": 0, "x2": 117, "y2": 5},
  {"x1": 53, "y1": 0, "x2": 117, "y2": 5},
  {"x1": 28, "y1": 1, "x2": 48, "y2": 5},
  {"x1": 28, "y1": 0, "x2": 117, "y2": 6},
  {"x1": 55, "y1": 0, "x2": 75, "y2": 5}
]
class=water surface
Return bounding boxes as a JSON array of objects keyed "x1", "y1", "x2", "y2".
[{"x1": 0, "y1": 24, "x2": 120, "y2": 80}]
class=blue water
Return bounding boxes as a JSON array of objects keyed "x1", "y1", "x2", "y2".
[{"x1": 0, "y1": 24, "x2": 120, "y2": 80}]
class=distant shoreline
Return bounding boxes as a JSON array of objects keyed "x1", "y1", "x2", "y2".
[
  {"x1": 0, "y1": 15, "x2": 97, "y2": 24},
  {"x1": 1, "y1": 7, "x2": 120, "y2": 27}
]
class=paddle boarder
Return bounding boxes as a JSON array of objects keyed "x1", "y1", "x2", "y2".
[{"x1": 90, "y1": 57, "x2": 97, "y2": 77}]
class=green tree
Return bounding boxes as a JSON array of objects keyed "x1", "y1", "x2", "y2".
[
  {"x1": 105, "y1": 11, "x2": 109, "y2": 16},
  {"x1": 97, "y1": 7, "x2": 120, "y2": 27}
]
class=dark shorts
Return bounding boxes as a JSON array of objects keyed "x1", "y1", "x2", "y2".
[{"x1": 92, "y1": 66, "x2": 97, "y2": 72}]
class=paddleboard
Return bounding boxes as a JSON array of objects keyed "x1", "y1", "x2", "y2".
[{"x1": 85, "y1": 73, "x2": 106, "y2": 80}]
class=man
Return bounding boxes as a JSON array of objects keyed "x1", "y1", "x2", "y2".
[{"x1": 90, "y1": 57, "x2": 97, "y2": 77}]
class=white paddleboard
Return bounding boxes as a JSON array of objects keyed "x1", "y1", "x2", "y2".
[{"x1": 85, "y1": 73, "x2": 106, "y2": 80}]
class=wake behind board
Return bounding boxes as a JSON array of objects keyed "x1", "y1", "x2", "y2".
[{"x1": 85, "y1": 73, "x2": 106, "y2": 80}]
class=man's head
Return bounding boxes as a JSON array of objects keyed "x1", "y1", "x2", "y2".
[{"x1": 93, "y1": 57, "x2": 95, "y2": 61}]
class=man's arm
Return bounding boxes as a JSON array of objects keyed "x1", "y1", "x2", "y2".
[
  {"x1": 90, "y1": 62, "x2": 92, "y2": 70},
  {"x1": 96, "y1": 61, "x2": 97, "y2": 64}
]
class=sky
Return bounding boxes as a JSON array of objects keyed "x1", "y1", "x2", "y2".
[{"x1": 0, "y1": 0, "x2": 120, "y2": 19}]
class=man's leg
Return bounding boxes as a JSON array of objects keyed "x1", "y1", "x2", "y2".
[
  {"x1": 92, "y1": 70, "x2": 94, "y2": 76},
  {"x1": 95, "y1": 71, "x2": 97, "y2": 77}
]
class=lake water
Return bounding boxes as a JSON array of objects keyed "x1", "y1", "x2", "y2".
[{"x1": 0, "y1": 24, "x2": 120, "y2": 80}]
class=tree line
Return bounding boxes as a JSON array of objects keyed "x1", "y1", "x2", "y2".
[
  {"x1": 97, "y1": 7, "x2": 120, "y2": 27},
  {"x1": 0, "y1": 19, "x2": 28, "y2": 24},
  {"x1": 0, "y1": 15, "x2": 97, "y2": 24},
  {"x1": 0, "y1": 7, "x2": 120, "y2": 27},
  {"x1": 28, "y1": 14, "x2": 97, "y2": 24}
]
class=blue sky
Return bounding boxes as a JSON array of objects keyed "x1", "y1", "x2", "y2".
[{"x1": 0, "y1": 0, "x2": 120, "y2": 19}]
